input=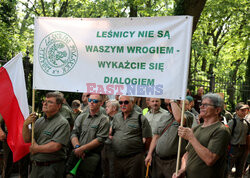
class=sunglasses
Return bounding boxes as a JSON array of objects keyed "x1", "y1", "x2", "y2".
[
  {"x1": 119, "y1": 100, "x2": 130, "y2": 105},
  {"x1": 88, "y1": 98, "x2": 100, "y2": 103}
]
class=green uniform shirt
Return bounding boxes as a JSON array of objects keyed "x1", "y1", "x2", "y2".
[
  {"x1": 155, "y1": 113, "x2": 195, "y2": 158},
  {"x1": 228, "y1": 115, "x2": 249, "y2": 145},
  {"x1": 112, "y1": 110, "x2": 152, "y2": 157},
  {"x1": 60, "y1": 104, "x2": 74, "y2": 128},
  {"x1": 32, "y1": 112, "x2": 70, "y2": 162},
  {"x1": 71, "y1": 111, "x2": 109, "y2": 148},
  {"x1": 145, "y1": 107, "x2": 170, "y2": 135},
  {"x1": 186, "y1": 122, "x2": 231, "y2": 178}
]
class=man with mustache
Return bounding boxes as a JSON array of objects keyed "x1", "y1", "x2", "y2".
[
  {"x1": 111, "y1": 95, "x2": 152, "y2": 178},
  {"x1": 145, "y1": 99, "x2": 189, "y2": 178},
  {"x1": 145, "y1": 98, "x2": 169, "y2": 134}
]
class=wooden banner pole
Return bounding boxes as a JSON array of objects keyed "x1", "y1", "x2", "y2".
[
  {"x1": 175, "y1": 100, "x2": 185, "y2": 174},
  {"x1": 32, "y1": 89, "x2": 35, "y2": 145}
]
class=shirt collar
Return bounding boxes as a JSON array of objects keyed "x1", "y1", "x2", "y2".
[
  {"x1": 149, "y1": 107, "x2": 163, "y2": 114},
  {"x1": 44, "y1": 112, "x2": 60, "y2": 120},
  {"x1": 122, "y1": 108, "x2": 135, "y2": 118}
]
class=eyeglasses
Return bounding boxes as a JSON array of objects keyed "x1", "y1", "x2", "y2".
[
  {"x1": 119, "y1": 100, "x2": 130, "y2": 105},
  {"x1": 42, "y1": 100, "x2": 55, "y2": 105},
  {"x1": 88, "y1": 98, "x2": 99, "y2": 103},
  {"x1": 200, "y1": 103, "x2": 215, "y2": 108}
]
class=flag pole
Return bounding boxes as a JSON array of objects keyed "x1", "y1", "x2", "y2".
[
  {"x1": 175, "y1": 100, "x2": 185, "y2": 174},
  {"x1": 32, "y1": 89, "x2": 35, "y2": 145}
]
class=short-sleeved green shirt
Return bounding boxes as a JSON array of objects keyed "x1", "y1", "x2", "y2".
[
  {"x1": 228, "y1": 115, "x2": 249, "y2": 145},
  {"x1": 71, "y1": 111, "x2": 109, "y2": 148},
  {"x1": 186, "y1": 122, "x2": 231, "y2": 178},
  {"x1": 154, "y1": 112, "x2": 193, "y2": 157},
  {"x1": 112, "y1": 110, "x2": 152, "y2": 157},
  {"x1": 145, "y1": 107, "x2": 170, "y2": 135},
  {"x1": 32, "y1": 112, "x2": 70, "y2": 162}
]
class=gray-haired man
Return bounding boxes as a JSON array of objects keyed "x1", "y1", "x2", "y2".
[{"x1": 111, "y1": 95, "x2": 152, "y2": 178}]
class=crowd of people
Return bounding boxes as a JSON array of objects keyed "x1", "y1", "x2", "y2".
[{"x1": 0, "y1": 87, "x2": 249, "y2": 178}]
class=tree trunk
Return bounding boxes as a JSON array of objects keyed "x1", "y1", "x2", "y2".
[
  {"x1": 174, "y1": 0, "x2": 207, "y2": 33},
  {"x1": 129, "y1": 1, "x2": 137, "y2": 17},
  {"x1": 227, "y1": 59, "x2": 245, "y2": 111},
  {"x1": 243, "y1": 53, "x2": 250, "y2": 103}
]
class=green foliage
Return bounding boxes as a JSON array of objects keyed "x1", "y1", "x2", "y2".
[
  {"x1": 0, "y1": 0, "x2": 19, "y2": 62},
  {"x1": 190, "y1": 0, "x2": 249, "y2": 109},
  {"x1": 174, "y1": 0, "x2": 184, "y2": 15}
]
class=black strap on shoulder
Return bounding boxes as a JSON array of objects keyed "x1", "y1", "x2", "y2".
[
  {"x1": 138, "y1": 114, "x2": 142, "y2": 128},
  {"x1": 231, "y1": 117, "x2": 237, "y2": 136}
]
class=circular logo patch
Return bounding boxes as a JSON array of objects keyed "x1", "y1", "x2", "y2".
[{"x1": 38, "y1": 31, "x2": 78, "y2": 76}]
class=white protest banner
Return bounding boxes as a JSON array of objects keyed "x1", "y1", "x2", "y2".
[{"x1": 33, "y1": 16, "x2": 193, "y2": 99}]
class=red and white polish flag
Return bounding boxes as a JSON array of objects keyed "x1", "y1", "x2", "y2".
[{"x1": 0, "y1": 53, "x2": 30, "y2": 162}]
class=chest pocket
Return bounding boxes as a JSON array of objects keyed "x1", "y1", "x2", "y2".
[
  {"x1": 37, "y1": 130, "x2": 53, "y2": 144},
  {"x1": 90, "y1": 124, "x2": 98, "y2": 135},
  {"x1": 43, "y1": 130, "x2": 53, "y2": 138},
  {"x1": 127, "y1": 124, "x2": 141, "y2": 134},
  {"x1": 81, "y1": 119, "x2": 99, "y2": 138}
]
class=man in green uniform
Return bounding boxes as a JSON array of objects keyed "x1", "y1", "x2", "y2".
[
  {"x1": 111, "y1": 95, "x2": 152, "y2": 178},
  {"x1": 22, "y1": 92, "x2": 70, "y2": 178},
  {"x1": 102, "y1": 99, "x2": 119, "y2": 178},
  {"x1": 174, "y1": 93, "x2": 231, "y2": 178},
  {"x1": 81, "y1": 93, "x2": 89, "y2": 110},
  {"x1": 0, "y1": 114, "x2": 30, "y2": 178},
  {"x1": 145, "y1": 98, "x2": 169, "y2": 135},
  {"x1": 66, "y1": 94, "x2": 109, "y2": 178},
  {"x1": 228, "y1": 103, "x2": 250, "y2": 178},
  {"x1": 81, "y1": 94, "x2": 107, "y2": 115},
  {"x1": 71, "y1": 100, "x2": 82, "y2": 121},
  {"x1": 145, "y1": 99, "x2": 190, "y2": 178}
]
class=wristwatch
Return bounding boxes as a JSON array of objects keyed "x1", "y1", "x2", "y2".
[{"x1": 74, "y1": 144, "x2": 80, "y2": 149}]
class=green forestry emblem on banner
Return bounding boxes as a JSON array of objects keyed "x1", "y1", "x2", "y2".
[{"x1": 38, "y1": 31, "x2": 78, "y2": 76}]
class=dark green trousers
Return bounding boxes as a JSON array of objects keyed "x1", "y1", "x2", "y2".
[
  {"x1": 30, "y1": 161, "x2": 65, "y2": 178},
  {"x1": 66, "y1": 151, "x2": 102, "y2": 178}
]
